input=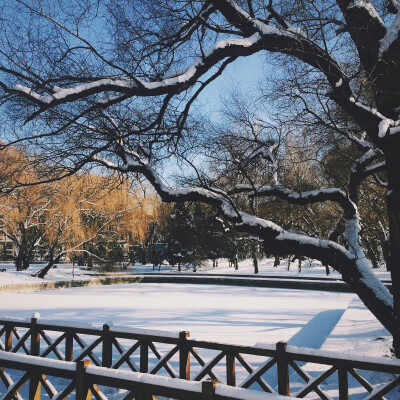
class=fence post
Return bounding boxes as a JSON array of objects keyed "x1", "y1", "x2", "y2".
[
  {"x1": 202, "y1": 380, "x2": 218, "y2": 400},
  {"x1": 139, "y1": 341, "x2": 153, "y2": 400},
  {"x1": 179, "y1": 331, "x2": 190, "y2": 380},
  {"x1": 102, "y1": 324, "x2": 112, "y2": 368},
  {"x1": 338, "y1": 368, "x2": 349, "y2": 400},
  {"x1": 5, "y1": 325, "x2": 12, "y2": 351},
  {"x1": 30, "y1": 314, "x2": 40, "y2": 356},
  {"x1": 226, "y1": 353, "x2": 236, "y2": 386},
  {"x1": 76, "y1": 360, "x2": 91, "y2": 400},
  {"x1": 140, "y1": 341, "x2": 149, "y2": 373},
  {"x1": 29, "y1": 314, "x2": 41, "y2": 400},
  {"x1": 276, "y1": 341, "x2": 290, "y2": 396},
  {"x1": 65, "y1": 331, "x2": 74, "y2": 361}
]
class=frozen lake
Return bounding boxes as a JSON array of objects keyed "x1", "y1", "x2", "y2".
[
  {"x1": 0, "y1": 282, "x2": 396, "y2": 399},
  {"x1": 0, "y1": 282, "x2": 387, "y2": 352}
]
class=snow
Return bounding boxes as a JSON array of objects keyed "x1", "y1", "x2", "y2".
[
  {"x1": 380, "y1": 11, "x2": 400, "y2": 56},
  {"x1": 0, "y1": 257, "x2": 391, "y2": 286},
  {"x1": 14, "y1": 78, "x2": 133, "y2": 104},
  {"x1": 0, "y1": 271, "x2": 397, "y2": 398},
  {"x1": 379, "y1": 119, "x2": 391, "y2": 138},
  {"x1": 36, "y1": 318, "x2": 102, "y2": 331},
  {"x1": 0, "y1": 351, "x2": 76, "y2": 372},
  {"x1": 0, "y1": 280, "x2": 389, "y2": 352},
  {"x1": 347, "y1": 1, "x2": 384, "y2": 27},
  {"x1": 215, "y1": 385, "x2": 286, "y2": 400},
  {"x1": 239, "y1": 212, "x2": 283, "y2": 232},
  {"x1": 0, "y1": 263, "x2": 102, "y2": 286},
  {"x1": 87, "y1": 365, "x2": 202, "y2": 392},
  {"x1": 109, "y1": 326, "x2": 179, "y2": 339}
]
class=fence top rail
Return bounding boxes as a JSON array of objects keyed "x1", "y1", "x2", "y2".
[
  {"x1": 0, "y1": 351, "x2": 294, "y2": 400},
  {"x1": 86, "y1": 364, "x2": 292, "y2": 400},
  {"x1": 109, "y1": 325, "x2": 180, "y2": 340},
  {"x1": 181, "y1": 339, "x2": 400, "y2": 372},
  {"x1": 87, "y1": 364, "x2": 202, "y2": 392},
  {"x1": 215, "y1": 385, "x2": 292, "y2": 400},
  {"x1": 0, "y1": 316, "x2": 31, "y2": 328},
  {"x1": 0, "y1": 351, "x2": 76, "y2": 379},
  {"x1": 256, "y1": 342, "x2": 400, "y2": 372},
  {"x1": 186, "y1": 339, "x2": 277, "y2": 357}
]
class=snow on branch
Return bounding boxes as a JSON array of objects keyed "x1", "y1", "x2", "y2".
[
  {"x1": 229, "y1": 184, "x2": 357, "y2": 215},
  {"x1": 91, "y1": 151, "x2": 356, "y2": 269},
  {"x1": 347, "y1": 1, "x2": 384, "y2": 26},
  {"x1": 380, "y1": 9, "x2": 400, "y2": 55},
  {"x1": 347, "y1": 96, "x2": 400, "y2": 138},
  {"x1": 4, "y1": 0, "x2": 352, "y2": 124},
  {"x1": 365, "y1": 161, "x2": 386, "y2": 174},
  {"x1": 7, "y1": 33, "x2": 264, "y2": 112}
]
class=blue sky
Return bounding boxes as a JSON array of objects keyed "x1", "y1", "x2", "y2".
[{"x1": 196, "y1": 53, "x2": 266, "y2": 120}]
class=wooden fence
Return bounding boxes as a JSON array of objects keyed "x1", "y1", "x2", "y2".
[{"x1": 0, "y1": 315, "x2": 400, "y2": 399}]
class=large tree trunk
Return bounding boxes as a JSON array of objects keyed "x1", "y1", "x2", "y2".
[
  {"x1": 252, "y1": 243, "x2": 259, "y2": 274},
  {"x1": 22, "y1": 255, "x2": 30, "y2": 270},
  {"x1": 385, "y1": 153, "x2": 400, "y2": 356},
  {"x1": 15, "y1": 242, "x2": 28, "y2": 271},
  {"x1": 323, "y1": 263, "x2": 330, "y2": 275},
  {"x1": 263, "y1": 235, "x2": 395, "y2": 355},
  {"x1": 252, "y1": 253, "x2": 258, "y2": 274},
  {"x1": 15, "y1": 251, "x2": 23, "y2": 271},
  {"x1": 37, "y1": 248, "x2": 62, "y2": 279}
]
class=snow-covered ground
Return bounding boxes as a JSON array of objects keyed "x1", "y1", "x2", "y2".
[
  {"x1": 0, "y1": 282, "x2": 396, "y2": 398},
  {"x1": 0, "y1": 257, "x2": 391, "y2": 286},
  {"x1": 0, "y1": 282, "x2": 390, "y2": 354},
  {"x1": 0, "y1": 259, "x2": 396, "y2": 398},
  {"x1": 131, "y1": 257, "x2": 391, "y2": 280}
]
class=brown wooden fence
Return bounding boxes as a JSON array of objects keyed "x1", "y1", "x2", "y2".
[{"x1": 0, "y1": 315, "x2": 399, "y2": 399}]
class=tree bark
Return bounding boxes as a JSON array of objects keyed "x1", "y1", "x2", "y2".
[
  {"x1": 385, "y1": 153, "x2": 400, "y2": 356},
  {"x1": 37, "y1": 248, "x2": 61, "y2": 279},
  {"x1": 263, "y1": 236, "x2": 395, "y2": 349},
  {"x1": 15, "y1": 252, "x2": 23, "y2": 271},
  {"x1": 252, "y1": 253, "x2": 258, "y2": 274},
  {"x1": 323, "y1": 263, "x2": 330, "y2": 275}
]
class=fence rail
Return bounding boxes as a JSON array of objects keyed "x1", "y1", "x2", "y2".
[
  {"x1": 0, "y1": 315, "x2": 400, "y2": 399},
  {"x1": 0, "y1": 351, "x2": 292, "y2": 400}
]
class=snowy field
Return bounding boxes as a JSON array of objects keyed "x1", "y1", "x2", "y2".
[
  {"x1": 0, "y1": 259, "x2": 397, "y2": 398},
  {"x1": 0, "y1": 282, "x2": 397, "y2": 398},
  {"x1": 0, "y1": 282, "x2": 390, "y2": 356}
]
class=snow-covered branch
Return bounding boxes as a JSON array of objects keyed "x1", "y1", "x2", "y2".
[
  {"x1": 380, "y1": 9, "x2": 400, "y2": 55},
  {"x1": 5, "y1": 33, "x2": 265, "y2": 115},
  {"x1": 229, "y1": 184, "x2": 357, "y2": 215},
  {"x1": 91, "y1": 151, "x2": 357, "y2": 268},
  {"x1": 337, "y1": 0, "x2": 386, "y2": 71}
]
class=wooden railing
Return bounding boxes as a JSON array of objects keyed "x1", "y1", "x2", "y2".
[
  {"x1": 1, "y1": 315, "x2": 400, "y2": 399},
  {"x1": 0, "y1": 351, "x2": 293, "y2": 400}
]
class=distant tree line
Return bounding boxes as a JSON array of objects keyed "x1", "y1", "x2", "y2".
[{"x1": 0, "y1": 146, "x2": 155, "y2": 276}]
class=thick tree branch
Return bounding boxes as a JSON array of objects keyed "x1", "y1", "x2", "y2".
[
  {"x1": 229, "y1": 184, "x2": 357, "y2": 216},
  {"x1": 336, "y1": 0, "x2": 386, "y2": 72}
]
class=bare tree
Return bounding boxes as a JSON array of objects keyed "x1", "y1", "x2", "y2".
[
  {"x1": 0, "y1": 182, "x2": 52, "y2": 270},
  {"x1": 1, "y1": 0, "x2": 400, "y2": 354}
]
